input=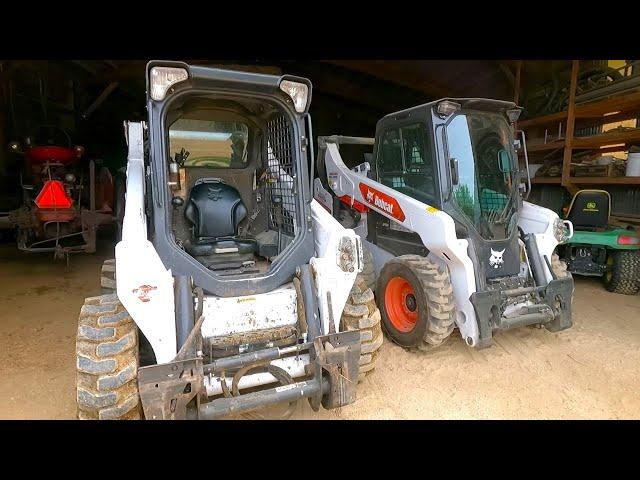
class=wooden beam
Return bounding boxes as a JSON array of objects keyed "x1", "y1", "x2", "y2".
[
  {"x1": 561, "y1": 60, "x2": 579, "y2": 195},
  {"x1": 514, "y1": 61, "x2": 522, "y2": 105}
]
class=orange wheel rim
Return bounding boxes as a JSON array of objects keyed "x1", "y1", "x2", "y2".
[{"x1": 384, "y1": 276, "x2": 418, "y2": 333}]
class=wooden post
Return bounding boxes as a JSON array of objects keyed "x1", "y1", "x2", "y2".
[
  {"x1": 561, "y1": 60, "x2": 579, "y2": 194},
  {"x1": 513, "y1": 60, "x2": 522, "y2": 105}
]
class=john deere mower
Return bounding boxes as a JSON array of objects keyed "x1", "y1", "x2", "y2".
[{"x1": 556, "y1": 189, "x2": 640, "y2": 295}]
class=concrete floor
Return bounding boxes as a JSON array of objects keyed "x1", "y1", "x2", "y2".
[{"x1": 1, "y1": 239, "x2": 639, "y2": 420}]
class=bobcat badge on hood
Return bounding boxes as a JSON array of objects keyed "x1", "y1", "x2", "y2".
[{"x1": 489, "y1": 248, "x2": 505, "y2": 269}]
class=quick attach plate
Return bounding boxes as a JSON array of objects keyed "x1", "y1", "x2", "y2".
[
  {"x1": 308, "y1": 331, "x2": 361, "y2": 411},
  {"x1": 138, "y1": 358, "x2": 203, "y2": 420}
]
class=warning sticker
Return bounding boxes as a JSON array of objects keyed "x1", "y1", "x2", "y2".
[{"x1": 276, "y1": 382, "x2": 307, "y2": 393}]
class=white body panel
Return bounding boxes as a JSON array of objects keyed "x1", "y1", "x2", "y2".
[
  {"x1": 322, "y1": 143, "x2": 479, "y2": 345},
  {"x1": 203, "y1": 354, "x2": 309, "y2": 396},
  {"x1": 116, "y1": 122, "x2": 177, "y2": 364},
  {"x1": 313, "y1": 178, "x2": 334, "y2": 214},
  {"x1": 310, "y1": 199, "x2": 362, "y2": 334},
  {"x1": 200, "y1": 283, "x2": 298, "y2": 339},
  {"x1": 518, "y1": 200, "x2": 567, "y2": 283}
]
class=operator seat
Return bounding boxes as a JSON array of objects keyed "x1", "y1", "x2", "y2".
[
  {"x1": 184, "y1": 178, "x2": 256, "y2": 256},
  {"x1": 565, "y1": 189, "x2": 611, "y2": 230}
]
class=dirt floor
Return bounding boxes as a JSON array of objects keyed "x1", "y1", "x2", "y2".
[{"x1": 1, "y1": 238, "x2": 639, "y2": 420}]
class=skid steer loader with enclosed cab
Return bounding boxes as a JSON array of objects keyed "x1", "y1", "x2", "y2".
[
  {"x1": 315, "y1": 98, "x2": 575, "y2": 351},
  {"x1": 75, "y1": 61, "x2": 382, "y2": 420}
]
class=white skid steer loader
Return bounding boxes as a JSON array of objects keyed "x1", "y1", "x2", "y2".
[
  {"x1": 75, "y1": 61, "x2": 382, "y2": 420},
  {"x1": 314, "y1": 98, "x2": 574, "y2": 351}
]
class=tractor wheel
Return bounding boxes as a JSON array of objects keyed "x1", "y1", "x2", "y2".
[
  {"x1": 360, "y1": 245, "x2": 376, "y2": 292},
  {"x1": 603, "y1": 250, "x2": 640, "y2": 295},
  {"x1": 341, "y1": 276, "x2": 383, "y2": 382},
  {"x1": 377, "y1": 255, "x2": 455, "y2": 351},
  {"x1": 76, "y1": 293, "x2": 141, "y2": 420},
  {"x1": 551, "y1": 253, "x2": 571, "y2": 279},
  {"x1": 101, "y1": 258, "x2": 117, "y2": 294}
]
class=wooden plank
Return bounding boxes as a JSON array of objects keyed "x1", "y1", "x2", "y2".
[
  {"x1": 531, "y1": 177, "x2": 562, "y2": 184},
  {"x1": 576, "y1": 90, "x2": 640, "y2": 118},
  {"x1": 525, "y1": 140, "x2": 566, "y2": 153},
  {"x1": 520, "y1": 89, "x2": 640, "y2": 129},
  {"x1": 514, "y1": 61, "x2": 522, "y2": 105},
  {"x1": 572, "y1": 129, "x2": 640, "y2": 149},
  {"x1": 569, "y1": 176, "x2": 640, "y2": 185},
  {"x1": 517, "y1": 111, "x2": 568, "y2": 129},
  {"x1": 561, "y1": 61, "x2": 579, "y2": 195}
]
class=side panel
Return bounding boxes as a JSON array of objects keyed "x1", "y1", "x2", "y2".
[
  {"x1": 518, "y1": 201, "x2": 563, "y2": 283},
  {"x1": 323, "y1": 143, "x2": 480, "y2": 347},
  {"x1": 116, "y1": 122, "x2": 177, "y2": 364},
  {"x1": 310, "y1": 199, "x2": 361, "y2": 334}
]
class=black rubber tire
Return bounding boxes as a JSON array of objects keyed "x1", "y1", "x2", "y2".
[
  {"x1": 377, "y1": 255, "x2": 455, "y2": 351},
  {"x1": 551, "y1": 253, "x2": 571, "y2": 279},
  {"x1": 76, "y1": 293, "x2": 141, "y2": 420},
  {"x1": 360, "y1": 245, "x2": 376, "y2": 292},
  {"x1": 101, "y1": 258, "x2": 116, "y2": 294},
  {"x1": 341, "y1": 276, "x2": 383, "y2": 382},
  {"x1": 602, "y1": 250, "x2": 640, "y2": 295}
]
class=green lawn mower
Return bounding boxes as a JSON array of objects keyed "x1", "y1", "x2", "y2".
[{"x1": 557, "y1": 189, "x2": 640, "y2": 295}]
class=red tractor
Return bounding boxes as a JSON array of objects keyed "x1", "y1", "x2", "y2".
[{"x1": 7, "y1": 125, "x2": 117, "y2": 259}]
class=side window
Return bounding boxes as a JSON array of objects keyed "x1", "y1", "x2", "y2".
[
  {"x1": 377, "y1": 123, "x2": 437, "y2": 205},
  {"x1": 379, "y1": 128, "x2": 402, "y2": 173}
]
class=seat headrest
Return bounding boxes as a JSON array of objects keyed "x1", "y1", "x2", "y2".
[{"x1": 566, "y1": 189, "x2": 610, "y2": 228}]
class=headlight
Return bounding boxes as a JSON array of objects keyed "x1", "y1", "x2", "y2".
[
  {"x1": 279, "y1": 80, "x2": 309, "y2": 113},
  {"x1": 150, "y1": 67, "x2": 188, "y2": 101},
  {"x1": 553, "y1": 218, "x2": 569, "y2": 243},
  {"x1": 337, "y1": 236, "x2": 357, "y2": 273}
]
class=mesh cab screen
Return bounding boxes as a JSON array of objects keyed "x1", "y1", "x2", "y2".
[{"x1": 266, "y1": 115, "x2": 297, "y2": 237}]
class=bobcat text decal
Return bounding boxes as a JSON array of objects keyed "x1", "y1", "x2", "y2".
[{"x1": 359, "y1": 183, "x2": 406, "y2": 222}]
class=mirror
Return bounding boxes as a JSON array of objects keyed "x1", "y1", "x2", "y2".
[{"x1": 497, "y1": 149, "x2": 512, "y2": 173}]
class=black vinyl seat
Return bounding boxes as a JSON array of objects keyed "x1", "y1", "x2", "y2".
[
  {"x1": 184, "y1": 179, "x2": 256, "y2": 255},
  {"x1": 565, "y1": 189, "x2": 611, "y2": 230}
]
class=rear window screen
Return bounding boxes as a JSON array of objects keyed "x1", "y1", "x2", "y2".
[{"x1": 169, "y1": 119, "x2": 249, "y2": 168}]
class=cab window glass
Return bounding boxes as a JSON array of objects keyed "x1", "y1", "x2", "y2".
[
  {"x1": 169, "y1": 119, "x2": 249, "y2": 168},
  {"x1": 377, "y1": 123, "x2": 437, "y2": 205}
]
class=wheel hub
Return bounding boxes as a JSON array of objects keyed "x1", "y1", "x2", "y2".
[
  {"x1": 384, "y1": 276, "x2": 419, "y2": 333},
  {"x1": 405, "y1": 294, "x2": 417, "y2": 312}
]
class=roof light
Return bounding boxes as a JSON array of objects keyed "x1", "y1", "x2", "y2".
[
  {"x1": 437, "y1": 100, "x2": 461, "y2": 117},
  {"x1": 618, "y1": 235, "x2": 640, "y2": 245},
  {"x1": 279, "y1": 80, "x2": 309, "y2": 113},
  {"x1": 506, "y1": 108, "x2": 522, "y2": 123},
  {"x1": 150, "y1": 66, "x2": 188, "y2": 101}
]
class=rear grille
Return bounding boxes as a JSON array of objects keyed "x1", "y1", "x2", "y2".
[{"x1": 266, "y1": 115, "x2": 297, "y2": 237}]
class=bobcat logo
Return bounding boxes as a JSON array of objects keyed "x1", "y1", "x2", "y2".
[
  {"x1": 489, "y1": 248, "x2": 505, "y2": 269},
  {"x1": 366, "y1": 189, "x2": 375, "y2": 202},
  {"x1": 207, "y1": 187, "x2": 222, "y2": 201}
]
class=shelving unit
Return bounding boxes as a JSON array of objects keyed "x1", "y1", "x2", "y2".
[{"x1": 516, "y1": 60, "x2": 640, "y2": 194}]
